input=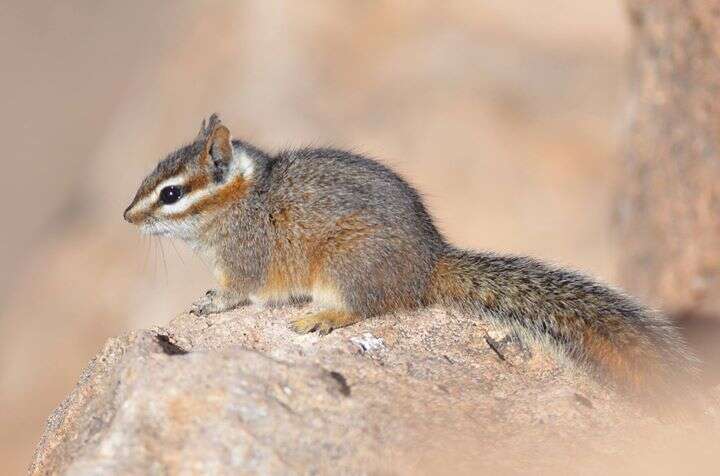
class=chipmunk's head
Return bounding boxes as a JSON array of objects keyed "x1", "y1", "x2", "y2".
[{"x1": 124, "y1": 114, "x2": 256, "y2": 240}]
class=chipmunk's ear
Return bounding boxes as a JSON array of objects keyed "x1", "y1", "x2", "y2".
[
  {"x1": 204, "y1": 123, "x2": 234, "y2": 182},
  {"x1": 207, "y1": 124, "x2": 233, "y2": 167},
  {"x1": 197, "y1": 113, "x2": 222, "y2": 141},
  {"x1": 200, "y1": 115, "x2": 254, "y2": 182}
]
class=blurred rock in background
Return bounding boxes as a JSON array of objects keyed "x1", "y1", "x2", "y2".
[
  {"x1": 0, "y1": 1, "x2": 629, "y2": 473},
  {"x1": 619, "y1": 0, "x2": 720, "y2": 318},
  {"x1": 618, "y1": 0, "x2": 720, "y2": 387}
]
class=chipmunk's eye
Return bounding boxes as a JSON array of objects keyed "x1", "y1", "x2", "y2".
[{"x1": 159, "y1": 185, "x2": 183, "y2": 205}]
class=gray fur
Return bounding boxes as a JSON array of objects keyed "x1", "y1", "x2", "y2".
[{"x1": 125, "y1": 114, "x2": 698, "y2": 396}]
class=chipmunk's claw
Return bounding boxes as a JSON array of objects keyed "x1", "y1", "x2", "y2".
[{"x1": 291, "y1": 315, "x2": 333, "y2": 335}]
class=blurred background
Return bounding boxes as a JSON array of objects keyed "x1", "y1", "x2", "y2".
[{"x1": 0, "y1": 1, "x2": 632, "y2": 472}]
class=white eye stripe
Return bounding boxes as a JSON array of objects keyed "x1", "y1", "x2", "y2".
[
  {"x1": 158, "y1": 188, "x2": 215, "y2": 215},
  {"x1": 153, "y1": 175, "x2": 189, "y2": 197},
  {"x1": 130, "y1": 194, "x2": 156, "y2": 215},
  {"x1": 127, "y1": 174, "x2": 190, "y2": 215}
]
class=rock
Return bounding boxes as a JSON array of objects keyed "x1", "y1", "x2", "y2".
[
  {"x1": 618, "y1": 0, "x2": 720, "y2": 317},
  {"x1": 28, "y1": 305, "x2": 712, "y2": 474},
  {"x1": 349, "y1": 332, "x2": 385, "y2": 354}
]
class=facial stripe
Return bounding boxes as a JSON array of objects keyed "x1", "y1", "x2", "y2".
[
  {"x1": 158, "y1": 187, "x2": 216, "y2": 215},
  {"x1": 186, "y1": 174, "x2": 210, "y2": 191},
  {"x1": 127, "y1": 147, "x2": 255, "y2": 226},
  {"x1": 154, "y1": 175, "x2": 190, "y2": 197},
  {"x1": 165, "y1": 174, "x2": 251, "y2": 220},
  {"x1": 157, "y1": 149, "x2": 253, "y2": 217},
  {"x1": 160, "y1": 149, "x2": 253, "y2": 219},
  {"x1": 129, "y1": 174, "x2": 190, "y2": 216}
]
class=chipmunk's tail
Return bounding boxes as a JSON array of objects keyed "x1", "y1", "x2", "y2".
[{"x1": 425, "y1": 246, "x2": 699, "y2": 398}]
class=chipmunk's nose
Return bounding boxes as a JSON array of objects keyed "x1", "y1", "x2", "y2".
[{"x1": 123, "y1": 205, "x2": 133, "y2": 223}]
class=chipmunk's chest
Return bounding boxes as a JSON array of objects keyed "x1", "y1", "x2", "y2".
[{"x1": 187, "y1": 242, "x2": 225, "y2": 285}]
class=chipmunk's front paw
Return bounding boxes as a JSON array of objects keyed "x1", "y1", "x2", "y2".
[
  {"x1": 190, "y1": 289, "x2": 221, "y2": 316},
  {"x1": 190, "y1": 289, "x2": 245, "y2": 316}
]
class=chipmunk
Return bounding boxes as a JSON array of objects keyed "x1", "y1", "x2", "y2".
[{"x1": 124, "y1": 114, "x2": 697, "y2": 397}]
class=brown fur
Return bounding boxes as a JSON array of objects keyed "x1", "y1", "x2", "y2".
[{"x1": 186, "y1": 174, "x2": 210, "y2": 192}]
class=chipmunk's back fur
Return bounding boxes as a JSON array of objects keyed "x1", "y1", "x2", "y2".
[
  {"x1": 125, "y1": 114, "x2": 698, "y2": 400},
  {"x1": 262, "y1": 147, "x2": 445, "y2": 314}
]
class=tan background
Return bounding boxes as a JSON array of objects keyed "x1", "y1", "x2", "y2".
[{"x1": 0, "y1": 1, "x2": 630, "y2": 473}]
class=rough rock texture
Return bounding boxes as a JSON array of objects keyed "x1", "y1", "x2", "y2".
[
  {"x1": 617, "y1": 0, "x2": 720, "y2": 318},
  {"x1": 30, "y1": 305, "x2": 717, "y2": 475}
]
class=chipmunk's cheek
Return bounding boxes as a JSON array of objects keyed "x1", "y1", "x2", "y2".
[{"x1": 139, "y1": 221, "x2": 165, "y2": 236}]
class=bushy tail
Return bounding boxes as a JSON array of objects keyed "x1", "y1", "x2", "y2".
[{"x1": 425, "y1": 247, "x2": 699, "y2": 397}]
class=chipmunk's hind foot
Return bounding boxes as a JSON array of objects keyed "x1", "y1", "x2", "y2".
[{"x1": 290, "y1": 310, "x2": 360, "y2": 335}]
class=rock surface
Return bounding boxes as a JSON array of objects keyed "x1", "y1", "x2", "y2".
[{"x1": 29, "y1": 305, "x2": 715, "y2": 475}]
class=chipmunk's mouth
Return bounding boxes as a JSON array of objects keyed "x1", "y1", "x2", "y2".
[
  {"x1": 137, "y1": 216, "x2": 203, "y2": 242},
  {"x1": 140, "y1": 222, "x2": 170, "y2": 236}
]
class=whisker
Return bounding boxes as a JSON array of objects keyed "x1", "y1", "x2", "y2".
[
  {"x1": 168, "y1": 238, "x2": 185, "y2": 266},
  {"x1": 192, "y1": 246, "x2": 213, "y2": 275},
  {"x1": 142, "y1": 235, "x2": 150, "y2": 273},
  {"x1": 151, "y1": 236, "x2": 158, "y2": 281},
  {"x1": 158, "y1": 237, "x2": 169, "y2": 284}
]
